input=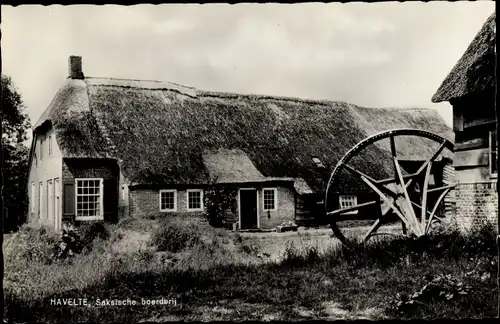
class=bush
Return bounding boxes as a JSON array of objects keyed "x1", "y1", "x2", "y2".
[
  {"x1": 4, "y1": 224, "x2": 60, "y2": 265},
  {"x1": 152, "y1": 219, "x2": 202, "y2": 252},
  {"x1": 282, "y1": 242, "x2": 320, "y2": 267},
  {"x1": 204, "y1": 185, "x2": 237, "y2": 227},
  {"x1": 53, "y1": 222, "x2": 111, "y2": 260}
]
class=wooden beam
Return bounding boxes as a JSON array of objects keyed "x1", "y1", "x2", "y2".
[
  {"x1": 327, "y1": 200, "x2": 379, "y2": 216},
  {"x1": 394, "y1": 157, "x2": 422, "y2": 236},
  {"x1": 344, "y1": 163, "x2": 397, "y2": 197},
  {"x1": 363, "y1": 218, "x2": 382, "y2": 241},
  {"x1": 453, "y1": 148, "x2": 490, "y2": 168},
  {"x1": 361, "y1": 176, "x2": 409, "y2": 227},
  {"x1": 411, "y1": 201, "x2": 432, "y2": 217},
  {"x1": 404, "y1": 140, "x2": 447, "y2": 190},
  {"x1": 421, "y1": 162, "x2": 432, "y2": 232},
  {"x1": 390, "y1": 134, "x2": 397, "y2": 159},
  {"x1": 427, "y1": 184, "x2": 456, "y2": 193},
  {"x1": 377, "y1": 173, "x2": 417, "y2": 186},
  {"x1": 425, "y1": 187, "x2": 452, "y2": 234}
]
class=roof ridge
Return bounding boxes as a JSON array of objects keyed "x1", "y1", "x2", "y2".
[{"x1": 85, "y1": 76, "x2": 197, "y2": 89}]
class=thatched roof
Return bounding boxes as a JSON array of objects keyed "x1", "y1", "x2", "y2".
[
  {"x1": 202, "y1": 148, "x2": 266, "y2": 183},
  {"x1": 432, "y1": 12, "x2": 496, "y2": 103},
  {"x1": 34, "y1": 76, "x2": 453, "y2": 194}
]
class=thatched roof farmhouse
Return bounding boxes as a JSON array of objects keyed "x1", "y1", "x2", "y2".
[
  {"x1": 431, "y1": 12, "x2": 497, "y2": 230},
  {"x1": 28, "y1": 56, "x2": 453, "y2": 231}
]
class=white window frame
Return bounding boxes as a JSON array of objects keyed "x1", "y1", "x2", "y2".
[
  {"x1": 31, "y1": 182, "x2": 36, "y2": 213},
  {"x1": 186, "y1": 189, "x2": 204, "y2": 212},
  {"x1": 159, "y1": 189, "x2": 177, "y2": 212},
  {"x1": 48, "y1": 135, "x2": 53, "y2": 156},
  {"x1": 339, "y1": 195, "x2": 358, "y2": 215},
  {"x1": 74, "y1": 178, "x2": 104, "y2": 221},
  {"x1": 40, "y1": 137, "x2": 44, "y2": 160},
  {"x1": 262, "y1": 188, "x2": 278, "y2": 211},
  {"x1": 38, "y1": 182, "x2": 43, "y2": 218},
  {"x1": 489, "y1": 130, "x2": 497, "y2": 178}
]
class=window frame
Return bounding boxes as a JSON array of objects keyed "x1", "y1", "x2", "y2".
[
  {"x1": 31, "y1": 182, "x2": 36, "y2": 213},
  {"x1": 186, "y1": 189, "x2": 204, "y2": 212},
  {"x1": 38, "y1": 181, "x2": 43, "y2": 218},
  {"x1": 40, "y1": 137, "x2": 44, "y2": 160},
  {"x1": 48, "y1": 135, "x2": 53, "y2": 156},
  {"x1": 489, "y1": 130, "x2": 497, "y2": 178},
  {"x1": 159, "y1": 189, "x2": 177, "y2": 212},
  {"x1": 262, "y1": 188, "x2": 278, "y2": 211},
  {"x1": 339, "y1": 195, "x2": 358, "y2": 215},
  {"x1": 74, "y1": 178, "x2": 104, "y2": 221}
]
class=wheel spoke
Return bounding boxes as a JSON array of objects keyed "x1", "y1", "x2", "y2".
[
  {"x1": 427, "y1": 183, "x2": 456, "y2": 193},
  {"x1": 403, "y1": 140, "x2": 448, "y2": 190},
  {"x1": 327, "y1": 200, "x2": 379, "y2": 216},
  {"x1": 343, "y1": 163, "x2": 397, "y2": 197},
  {"x1": 363, "y1": 218, "x2": 382, "y2": 241},
  {"x1": 425, "y1": 187, "x2": 452, "y2": 234},
  {"x1": 361, "y1": 175, "x2": 409, "y2": 227},
  {"x1": 378, "y1": 173, "x2": 417, "y2": 186},
  {"x1": 393, "y1": 157, "x2": 422, "y2": 236},
  {"x1": 421, "y1": 162, "x2": 432, "y2": 231},
  {"x1": 389, "y1": 134, "x2": 400, "y2": 185},
  {"x1": 389, "y1": 134, "x2": 397, "y2": 159},
  {"x1": 411, "y1": 201, "x2": 433, "y2": 217}
]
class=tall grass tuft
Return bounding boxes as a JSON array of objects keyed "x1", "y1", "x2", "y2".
[{"x1": 151, "y1": 218, "x2": 202, "y2": 252}]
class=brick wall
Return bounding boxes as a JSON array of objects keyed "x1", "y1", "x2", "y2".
[
  {"x1": 130, "y1": 189, "x2": 201, "y2": 217},
  {"x1": 447, "y1": 181, "x2": 498, "y2": 231},
  {"x1": 258, "y1": 186, "x2": 295, "y2": 229},
  {"x1": 130, "y1": 185, "x2": 297, "y2": 230}
]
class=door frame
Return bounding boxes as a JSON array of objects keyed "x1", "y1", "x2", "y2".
[
  {"x1": 238, "y1": 188, "x2": 260, "y2": 230},
  {"x1": 54, "y1": 178, "x2": 61, "y2": 232}
]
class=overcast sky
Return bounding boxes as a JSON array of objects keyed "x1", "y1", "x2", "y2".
[{"x1": 2, "y1": 3, "x2": 495, "y2": 133}]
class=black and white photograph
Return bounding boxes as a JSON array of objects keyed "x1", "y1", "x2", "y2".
[{"x1": 1, "y1": 2, "x2": 497, "y2": 322}]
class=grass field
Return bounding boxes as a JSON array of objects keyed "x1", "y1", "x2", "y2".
[{"x1": 3, "y1": 217, "x2": 498, "y2": 322}]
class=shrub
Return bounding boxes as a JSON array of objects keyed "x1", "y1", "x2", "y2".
[
  {"x1": 281, "y1": 242, "x2": 320, "y2": 267},
  {"x1": 4, "y1": 224, "x2": 60, "y2": 265},
  {"x1": 204, "y1": 185, "x2": 237, "y2": 227},
  {"x1": 152, "y1": 219, "x2": 202, "y2": 252},
  {"x1": 52, "y1": 222, "x2": 111, "y2": 260}
]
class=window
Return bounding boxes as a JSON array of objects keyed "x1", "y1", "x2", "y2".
[
  {"x1": 38, "y1": 182, "x2": 43, "y2": 218},
  {"x1": 48, "y1": 135, "x2": 53, "y2": 156},
  {"x1": 40, "y1": 137, "x2": 44, "y2": 160},
  {"x1": 263, "y1": 188, "x2": 277, "y2": 211},
  {"x1": 339, "y1": 195, "x2": 358, "y2": 214},
  {"x1": 31, "y1": 182, "x2": 35, "y2": 213},
  {"x1": 75, "y1": 178, "x2": 103, "y2": 220},
  {"x1": 187, "y1": 189, "x2": 203, "y2": 211},
  {"x1": 490, "y1": 130, "x2": 497, "y2": 177},
  {"x1": 159, "y1": 189, "x2": 177, "y2": 212}
]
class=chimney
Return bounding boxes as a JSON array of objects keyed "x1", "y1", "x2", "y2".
[{"x1": 68, "y1": 56, "x2": 84, "y2": 79}]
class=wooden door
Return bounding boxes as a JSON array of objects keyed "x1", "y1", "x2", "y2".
[{"x1": 239, "y1": 189, "x2": 258, "y2": 229}]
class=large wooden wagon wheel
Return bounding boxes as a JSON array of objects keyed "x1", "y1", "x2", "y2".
[{"x1": 325, "y1": 129, "x2": 455, "y2": 245}]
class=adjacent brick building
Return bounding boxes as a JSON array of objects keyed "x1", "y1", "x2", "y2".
[{"x1": 431, "y1": 12, "x2": 497, "y2": 231}]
